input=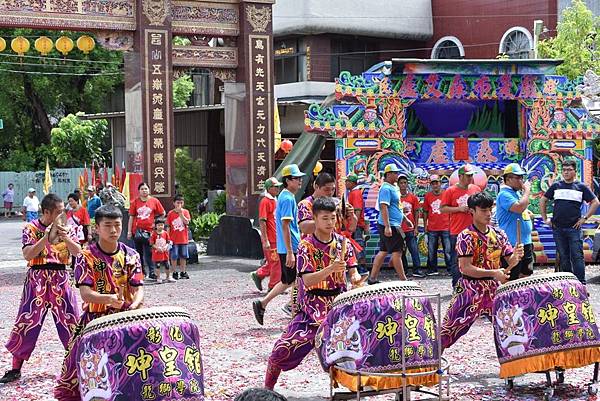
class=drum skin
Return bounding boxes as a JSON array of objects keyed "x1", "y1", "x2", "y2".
[
  {"x1": 77, "y1": 306, "x2": 204, "y2": 401},
  {"x1": 493, "y1": 273, "x2": 600, "y2": 378},
  {"x1": 316, "y1": 282, "x2": 439, "y2": 379}
]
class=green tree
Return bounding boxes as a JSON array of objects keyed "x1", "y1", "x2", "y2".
[
  {"x1": 50, "y1": 113, "x2": 109, "y2": 167},
  {"x1": 538, "y1": 0, "x2": 600, "y2": 79},
  {"x1": 175, "y1": 147, "x2": 207, "y2": 212},
  {"x1": 173, "y1": 74, "x2": 195, "y2": 108}
]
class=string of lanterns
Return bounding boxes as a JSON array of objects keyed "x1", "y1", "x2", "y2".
[{"x1": 0, "y1": 35, "x2": 95, "y2": 56}]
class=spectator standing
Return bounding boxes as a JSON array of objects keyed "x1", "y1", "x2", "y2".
[
  {"x1": 2, "y1": 183, "x2": 14, "y2": 218},
  {"x1": 22, "y1": 188, "x2": 40, "y2": 222},
  {"x1": 252, "y1": 164, "x2": 305, "y2": 325},
  {"x1": 66, "y1": 193, "x2": 91, "y2": 244},
  {"x1": 368, "y1": 164, "x2": 413, "y2": 284},
  {"x1": 86, "y1": 186, "x2": 102, "y2": 219},
  {"x1": 496, "y1": 163, "x2": 534, "y2": 281},
  {"x1": 167, "y1": 194, "x2": 192, "y2": 280},
  {"x1": 346, "y1": 174, "x2": 369, "y2": 274},
  {"x1": 422, "y1": 175, "x2": 451, "y2": 276},
  {"x1": 250, "y1": 177, "x2": 283, "y2": 292},
  {"x1": 127, "y1": 182, "x2": 165, "y2": 280},
  {"x1": 440, "y1": 164, "x2": 481, "y2": 287},
  {"x1": 540, "y1": 159, "x2": 599, "y2": 284},
  {"x1": 398, "y1": 174, "x2": 426, "y2": 278},
  {"x1": 150, "y1": 216, "x2": 174, "y2": 283}
]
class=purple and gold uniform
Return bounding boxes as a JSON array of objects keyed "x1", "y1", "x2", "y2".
[
  {"x1": 440, "y1": 225, "x2": 513, "y2": 350},
  {"x1": 54, "y1": 242, "x2": 143, "y2": 401},
  {"x1": 5, "y1": 220, "x2": 80, "y2": 362},
  {"x1": 265, "y1": 232, "x2": 357, "y2": 389}
]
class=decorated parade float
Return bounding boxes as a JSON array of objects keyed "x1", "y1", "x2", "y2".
[{"x1": 304, "y1": 59, "x2": 600, "y2": 265}]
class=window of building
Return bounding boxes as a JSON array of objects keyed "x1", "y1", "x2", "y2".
[
  {"x1": 499, "y1": 27, "x2": 533, "y2": 59},
  {"x1": 431, "y1": 36, "x2": 464, "y2": 59},
  {"x1": 330, "y1": 37, "x2": 379, "y2": 80},
  {"x1": 275, "y1": 39, "x2": 307, "y2": 84}
]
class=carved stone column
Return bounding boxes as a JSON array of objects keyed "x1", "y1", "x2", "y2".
[
  {"x1": 224, "y1": 0, "x2": 275, "y2": 217},
  {"x1": 125, "y1": 0, "x2": 175, "y2": 199}
]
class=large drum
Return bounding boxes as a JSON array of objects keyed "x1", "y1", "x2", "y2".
[
  {"x1": 77, "y1": 306, "x2": 204, "y2": 401},
  {"x1": 315, "y1": 281, "x2": 440, "y2": 391},
  {"x1": 493, "y1": 272, "x2": 600, "y2": 378}
]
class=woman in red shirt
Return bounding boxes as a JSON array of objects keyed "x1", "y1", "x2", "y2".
[
  {"x1": 127, "y1": 182, "x2": 165, "y2": 280},
  {"x1": 66, "y1": 192, "x2": 91, "y2": 244}
]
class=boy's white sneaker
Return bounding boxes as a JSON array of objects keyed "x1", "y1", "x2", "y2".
[{"x1": 166, "y1": 276, "x2": 176, "y2": 283}]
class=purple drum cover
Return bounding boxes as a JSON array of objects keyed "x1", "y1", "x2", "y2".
[
  {"x1": 316, "y1": 282, "x2": 439, "y2": 373},
  {"x1": 77, "y1": 309, "x2": 204, "y2": 401},
  {"x1": 493, "y1": 273, "x2": 600, "y2": 365}
]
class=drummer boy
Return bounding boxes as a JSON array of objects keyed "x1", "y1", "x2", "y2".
[
  {"x1": 55, "y1": 205, "x2": 144, "y2": 401},
  {"x1": 440, "y1": 192, "x2": 523, "y2": 351},
  {"x1": 265, "y1": 197, "x2": 362, "y2": 390}
]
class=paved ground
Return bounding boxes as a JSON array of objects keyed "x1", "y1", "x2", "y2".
[{"x1": 1, "y1": 218, "x2": 600, "y2": 400}]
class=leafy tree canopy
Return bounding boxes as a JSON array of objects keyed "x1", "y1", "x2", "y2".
[{"x1": 538, "y1": 0, "x2": 600, "y2": 79}]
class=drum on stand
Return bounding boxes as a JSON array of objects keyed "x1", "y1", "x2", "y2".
[
  {"x1": 316, "y1": 281, "x2": 443, "y2": 392},
  {"x1": 493, "y1": 272, "x2": 600, "y2": 379},
  {"x1": 77, "y1": 306, "x2": 204, "y2": 401}
]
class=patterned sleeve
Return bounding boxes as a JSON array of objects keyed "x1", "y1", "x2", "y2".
[
  {"x1": 498, "y1": 228, "x2": 514, "y2": 257},
  {"x1": 455, "y1": 230, "x2": 474, "y2": 257},
  {"x1": 297, "y1": 199, "x2": 312, "y2": 223},
  {"x1": 296, "y1": 240, "x2": 315, "y2": 274},
  {"x1": 21, "y1": 223, "x2": 37, "y2": 248},
  {"x1": 74, "y1": 253, "x2": 94, "y2": 287},
  {"x1": 344, "y1": 237, "x2": 358, "y2": 268},
  {"x1": 127, "y1": 250, "x2": 144, "y2": 286}
]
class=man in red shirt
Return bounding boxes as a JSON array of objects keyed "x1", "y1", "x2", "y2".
[
  {"x1": 422, "y1": 175, "x2": 451, "y2": 276},
  {"x1": 440, "y1": 164, "x2": 481, "y2": 287},
  {"x1": 251, "y1": 177, "x2": 283, "y2": 292},
  {"x1": 167, "y1": 194, "x2": 191, "y2": 279},
  {"x1": 398, "y1": 174, "x2": 426, "y2": 278},
  {"x1": 345, "y1": 174, "x2": 369, "y2": 274}
]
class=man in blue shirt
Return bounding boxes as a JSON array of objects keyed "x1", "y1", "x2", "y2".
[
  {"x1": 253, "y1": 164, "x2": 305, "y2": 325},
  {"x1": 496, "y1": 163, "x2": 534, "y2": 280},
  {"x1": 540, "y1": 159, "x2": 599, "y2": 284},
  {"x1": 368, "y1": 164, "x2": 413, "y2": 284},
  {"x1": 86, "y1": 185, "x2": 102, "y2": 219}
]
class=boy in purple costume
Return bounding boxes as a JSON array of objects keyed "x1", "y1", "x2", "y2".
[
  {"x1": 55, "y1": 205, "x2": 144, "y2": 401},
  {"x1": 265, "y1": 197, "x2": 362, "y2": 390},
  {"x1": 440, "y1": 193, "x2": 523, "y2": 350},
  {"x1": 1, "y1": 194, "x2": 81, "y2": 384}
]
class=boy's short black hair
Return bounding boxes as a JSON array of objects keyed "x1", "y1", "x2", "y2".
[
  {"x1": 467, "y1": 192, "x2": 494, "y2": 210},
  {"x1": 562, "y1": 159, "x2": 577, "y2": 170},
  {"x1": 234, "y1": 388, "x2": 288, "y2": 401},
  {"x1": 312, "y1": 197, "x2": 337, "y2": 215},
  {"x1": 174, "y1": 194, "x2": 184, "y2": 202},
  {"x1": 41, "y1": 193, "x2": 63, "y2": 213},
  {"x1": 95, "y1": 205, "x2": 123, "y2": 224},
  {"x1": 314, "y1": 172, "x2": 335, "y2": 188},
  {"x1": 154, "y1": 216, "x2": 166, "y2": 225}
]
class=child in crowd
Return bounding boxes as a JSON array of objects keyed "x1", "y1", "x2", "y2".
[
  {"x1": 150, "y1": 216, "x2": 174, "y2": 283},
  {"x1": 167, "y1": 194, "x2": 191, "y2": 279}
]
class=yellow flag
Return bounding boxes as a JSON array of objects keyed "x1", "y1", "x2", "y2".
[
  {"x1": 274, "y1": 99, "x2": 281, "y2": 152},
  {"x1": 122, "y1": 172, "x2": 130, "y2": 209},
  {"x1": 43, "y1": 158, "x2": 52, "y2": 195}
]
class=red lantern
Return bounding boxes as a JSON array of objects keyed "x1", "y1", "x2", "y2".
[{"x1": 281, "y1": 139, "x2": 293, "y2": 153}]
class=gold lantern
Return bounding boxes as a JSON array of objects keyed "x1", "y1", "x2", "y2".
[
  {"x1": 55, "y1": 36, "x2": 74, "y2": 56},
  {"x1": 76, "y1": 35, "x2": 95, "y2": 54},
  {"x1": 0, "y1": 38, "x2": 6, "y2": 52},
  {"x1": 34, "y1": 36, "x2": 53, "y2": 56},
  {"x1": 11, "y1": 36, "x2": 30, "y2": 55}
]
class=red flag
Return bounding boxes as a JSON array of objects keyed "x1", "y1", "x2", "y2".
[
  {"x1": 103, "y1": 163, "x2": 108, "y2": 186},
  {"x1": 91, "y1": 161, "x2": 96, "y2": 187}
]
